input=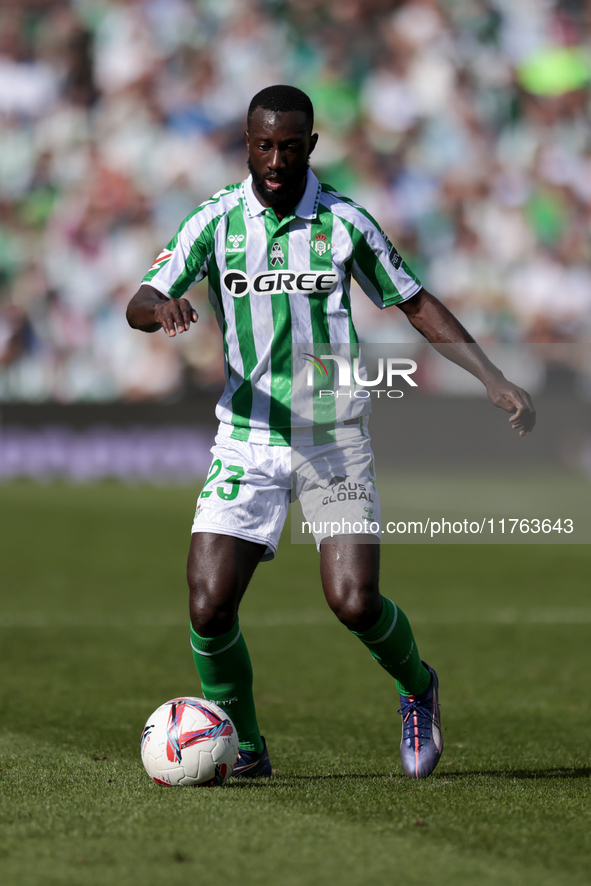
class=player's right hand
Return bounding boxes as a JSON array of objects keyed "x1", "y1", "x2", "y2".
[
  {"x1": 485, "y1": 378, "x2": 536, "y2": 436},
  {"x1": 154, "y1": 297, "x2": 198, "y2": 337}
]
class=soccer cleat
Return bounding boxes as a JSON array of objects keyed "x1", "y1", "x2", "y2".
[
  {"x1": 231, "y1": 736, "x2": 272, "y2": 778},
  {"x1": 398, "y1": 661, "x2": 443, "y2": 779}
]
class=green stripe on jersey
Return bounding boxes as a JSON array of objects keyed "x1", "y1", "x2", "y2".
[
  {"x1": 308, "y1": 208, "x2": 337, "y2": 438},
  {"x1": 400, "y1": 259, "x2": 421, "y2": 287},
  {"x1": 264, "y1": 213, "x2": 293, "y2": 445},
  {"x1": 225, "y1": 204, "x2": 256, "y2": 441},
  {"x1": 339, "y1": 223, "x2": 359, "y2": 348},
  {"x1": 322, "y1": 184, "x2": 416, "y2": 305},
  {"x1": 170, "y1": 216, "x2": 222, "y2": 298},
  {"x1": 143, "y1": 188, "x2": 239, "y2": 287},
  {"x1": 206, "y1": 250, "x2": 235, "y2": 409},
  {"x1": 338, "y1": 216, "x2": 403, "y2": 306},
  {"x1": 320, "y1": 183, "x2": 374, "y2": 224}
]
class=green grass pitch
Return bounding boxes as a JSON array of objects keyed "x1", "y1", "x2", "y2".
[{"x1": 0, "y1": 481, "x2": 590, "y2": 886}]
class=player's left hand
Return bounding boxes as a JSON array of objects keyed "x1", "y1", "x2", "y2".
[{"x1": 485, "y1": 378, "x2": 536, "y2": 436}]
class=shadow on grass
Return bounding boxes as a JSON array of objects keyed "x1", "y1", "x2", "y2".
[
  {"x1": 227, "y1": 773, "x2": 385, "y2": 787},
  {"x1": 446, "y1": 767, "x2": 591, "y2": 780},
  {"x1": 227, "y1": 766, "x2": 591, "y2": 786}
]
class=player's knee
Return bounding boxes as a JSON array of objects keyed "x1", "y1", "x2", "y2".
[
  {"x1": 188, "y1": 576, "x2": 238, "y2": 636},
  {"x1": 326, "y1": 583, "x2": 381, "y2": 631},
  {"x1": 189, "y1": 594, "x2": 236, "y2": 636}
]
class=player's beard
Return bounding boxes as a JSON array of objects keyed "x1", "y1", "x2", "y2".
[{"x1": 247, "y1": 158, "x2": 309, "y2": 214}]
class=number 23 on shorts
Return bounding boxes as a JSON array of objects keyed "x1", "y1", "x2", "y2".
[{"x1": 200, "y1": 459, "x2": 245, "y2": 502}]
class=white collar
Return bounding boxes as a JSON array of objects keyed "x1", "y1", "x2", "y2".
[{"x1": 242, "y1": 169, "x2": 321, "y2": 220}]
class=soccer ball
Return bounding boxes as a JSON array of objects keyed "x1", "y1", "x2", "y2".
[{"x1": 140, "y1": 697, "x2": 239, "y2": 786}]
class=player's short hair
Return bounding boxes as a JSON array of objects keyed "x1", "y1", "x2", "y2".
[{"x1": 247, "y1": 85, "x2": 314, "y2": 130}]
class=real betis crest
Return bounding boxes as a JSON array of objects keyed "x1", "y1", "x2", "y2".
[{"x1": 309, "y1": 231, "x2": 334, "y2": 256}]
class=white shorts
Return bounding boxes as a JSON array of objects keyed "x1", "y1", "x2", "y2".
[{"x1": 191, "y1": 426, "x2": 382, "y2": 560}]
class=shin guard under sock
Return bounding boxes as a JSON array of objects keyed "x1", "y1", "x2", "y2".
[
  {"x1": 351, "y1": 596, "x2": 431, "y2": 696},
  {"x1": 190, "y1": 620, "x2": 264, "y2": 753}
]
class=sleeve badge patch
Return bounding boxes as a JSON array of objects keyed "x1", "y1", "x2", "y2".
[
  {"x1": 389, "y1": 244, "x2": 402, "y2": 270},
  {"x1": 149, "y1": 248, "x2": 173, "y2": 270}
]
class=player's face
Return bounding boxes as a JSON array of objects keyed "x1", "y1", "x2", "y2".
[{"x1": 246, "y1": 108, "x2": 318, "y2": 216}]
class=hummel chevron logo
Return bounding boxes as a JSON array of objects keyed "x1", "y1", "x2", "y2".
[{"x1": 227, "y1": 234, "x2": 245, "y2": 253}]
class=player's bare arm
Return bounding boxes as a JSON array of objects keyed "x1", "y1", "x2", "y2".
[
  {"x1": 397, "y1": 288, "x2": 536, "y2": 436},
  {"x1": 126, "y1": 284, "x2": 198, "y2": 337}
]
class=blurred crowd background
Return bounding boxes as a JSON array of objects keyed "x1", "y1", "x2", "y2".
[{"x1": 1, "y1": 0, "x2": 591, "y2": 403}]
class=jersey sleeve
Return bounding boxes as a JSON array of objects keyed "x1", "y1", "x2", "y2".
[
  {"x1": 350, "y1": 210, "x2": 422, "y2": 309},
  {"x1": 141, "y1": 204, "x2": 222, "y2": 299}
]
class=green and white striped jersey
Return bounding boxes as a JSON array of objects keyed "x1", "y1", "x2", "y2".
[{"x1": 142, "y1": 170, "x2": 421, "y2": 445}]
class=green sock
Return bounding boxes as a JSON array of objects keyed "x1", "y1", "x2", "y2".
[
  {"x1": 351, "y1": 596, "x2": 431, "y2": 696},
  {"x1": 190, "y1": 620, "x2": 264, "y2": 753}
]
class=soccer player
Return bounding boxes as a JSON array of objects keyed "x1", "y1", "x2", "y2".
[{"x1": 127, "y1": 85, "x2": 535, "y2": 780}]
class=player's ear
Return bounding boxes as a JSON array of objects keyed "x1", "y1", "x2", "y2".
[
  {"x1": 245, "y1": 129, "x2": 250, "y2": 149},
  {"x1": 308, "y1": 132, "x2": 318, "y2": 157}
]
